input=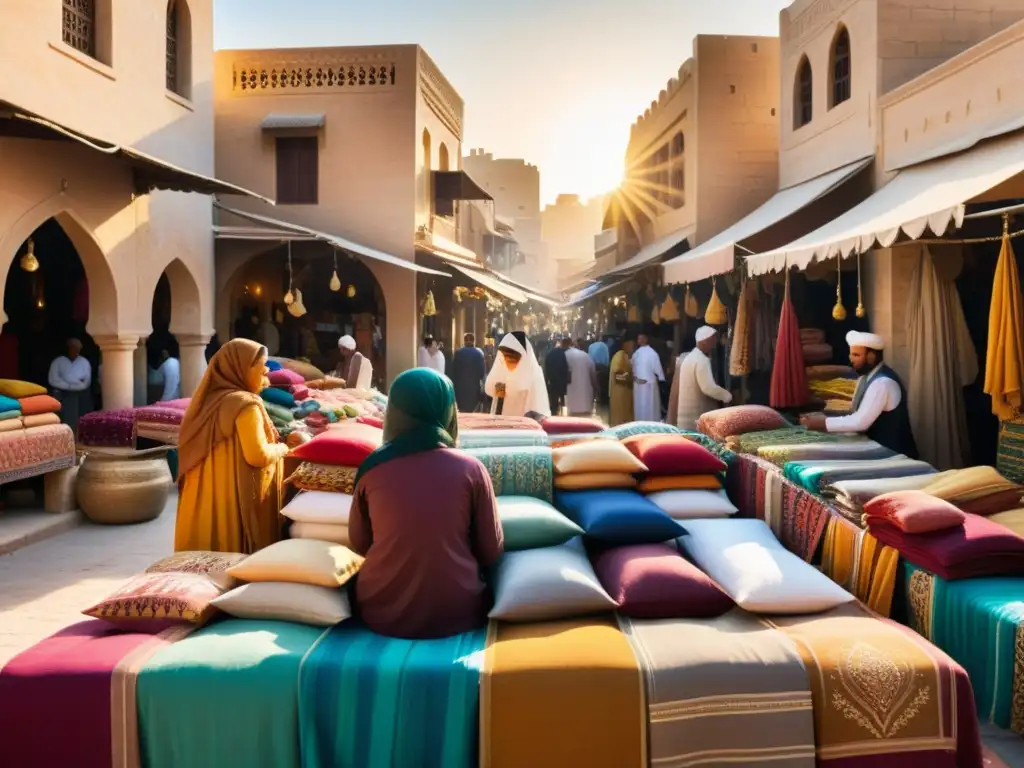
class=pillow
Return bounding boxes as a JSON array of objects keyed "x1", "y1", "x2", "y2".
[
  {"x1": 266, "y1": 359, "x2": 283, "y2": 372},
  {"x1": 0, "y1": 394, "x2": 20, "y2": 413},
  {"x1": 267, "y1": 368, "x2": 306, "y2": 388},
  {"x1": 497, "y1": 495, "x2": 583, "y2": 550},
  {"x1": 290, "y1": 384, "x2": 310, "y2": 401},
  {"x1": 679, "y1": 519, "x2": 854, "y2": 614},
  {"x1": 0, "y1": 379, "x2": 46, "y2": 399},
  {"x1": 0, "y1": 409, "x2": 20, "y2": 421},
  {"x1": 591, "y1": 543, "x2": 733, "y2": 619},
  {"x1": 862, "y1": 490, "x2": 966, "y2": 534},
  {"x1": 646, "y1": 489, "x2": 738, "y2": 520},
  {"x1": 18, "y1": 394, "x2": 62, "y2": 416},
  {"x1": 23, "y1": 413, "x2": 61, "y2": 428},
  {"x1": 264, "y1": 401, "x2": 294, "y2": 424},
  {"x1": 989, "y1": 508, "x2": 1024, "y2": 537},
  {"x1": 290, "y1": 520, "x2": 351, "y2": 546},
  {"x1": 552, "y1": 440, "x2": 647, "y2": 476},
  {"x1": 309, "y1": 376, "x2": 348, "y2": 390},
  {"x1": 289, "y1": 429, "x2": 380, "y2": 467},
  {"x1": 270, "y1": 357, "x2": 326, "y2": 382},
  {"x1": 227, "y1": 539, "x2": 363, "y2": 587},
  {"x1": 622, "y1": 434, "x2": 726, "y2": 475},
  {"x1": 554, "y1": 472, "x2": 638, "y2": 490},
  {"x1": 280, "y1": 490, "x2": 353, "y2": 525},
  {"x1": 82, "y1": 572, "x2": 224, "y2": 630},
  {"x1": 540, "y1": 416, "x2": 605, "y2": 435},
  {"x1": 0, "y1": 418, "x2": 23, "y2": 432},
  {"x1": 553, "y1": 489, "x2": 686, "y2": 544},
  {"x1": 261, "y1": 387, "x2": 296, "y2": 409},
  {"x1": 287, "y1": 462, "x2": 358, "y2": 493},
  {"x1": 546, "y1": 433, "x2": 613, "y2": 449},
  {"x1": 489, "y1": 538, "x2": 617, "y2": 621},
  {"x1": 638, "y1": 474, "x2": 722, "y2": 493},
  {"x1": 144, "y1": 550, "x2": 247, "y2": 590},
  {"x1": 603, "y1": 422, "x2": 683, "y2": 440},
  {"x1": 357, "y1": 415, "x2": 384, "y2": 429},
  {"x1": 212, "y1": 582, "x2": 351, "y2": 627},
  {"x1": 696, "y1": 405, "x2": 788, "y2": 442}
]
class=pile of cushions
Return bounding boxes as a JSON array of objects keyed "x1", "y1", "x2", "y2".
[
  {"x1": 540, "y1": 415, "x2": 605, "y2": 435},
  {"x1": 462, "y1": 446, "x2": 554, "y2": 502},
  {"x1": 281, "y1": 490, "x2": 353, "y2": 545},
  {"x1": 800, "y1": 328, "x2": 833, "y2": 365},
  {"x1": 552, "y1": 440, "x2": 646, "y2": 490},
  {"x1": 134, "y1": 399, "x2": 189, "y2": 444},
  {"x1": 918, "y1": 466, "x2": 1024, "y2": 516},
  {"x1": 0, "y1": 380, "x2": 62, "y2": 431},
  {"x1": 696, "y1": 405, "x2": 789, "y2": 442}
]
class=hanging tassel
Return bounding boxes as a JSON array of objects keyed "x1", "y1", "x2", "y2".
[
  {"x1": 283, "y1": 241, "x2": 295, "y2": 305},
  {"x1": 855, "y1": 251, "x2": 866, "y2": 318},
  {"x1": 660, "y1": 291, "x2": 679, "y2": 322},
  {"x1": 422, "y1": 290, "x2": 437, "y2": 317},
  {"x1": 683, "y1": 284, "x2": 699, "y2": 318},
  {"x1": 832, "y1": 257, "x2": 847, "y2": 321},
  {"x1": 329, "y1": 248, "x2": 341, "y2": 292},
  {"x1": 705, "y1": 278, "x2": 728, "y2": 325}
]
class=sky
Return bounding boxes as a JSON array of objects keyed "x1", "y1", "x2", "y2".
[{"x1": 214, "y1": 0, "x2": 791, "y2": 206}]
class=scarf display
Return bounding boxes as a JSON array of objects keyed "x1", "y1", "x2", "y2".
[
  {"x1": 769, "y1": 275, "x2": 808, "y2": 409},
  {"x1": 728, "y1": 282, "x2": 752, "y2": 377},
  {"x1": 984, "y1": 229, "x2": 1024, "y2": 421}
]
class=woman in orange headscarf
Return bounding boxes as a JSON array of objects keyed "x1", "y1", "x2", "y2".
[{"x1": 174, "y1": 338, "x2": 289, "y2": 554}]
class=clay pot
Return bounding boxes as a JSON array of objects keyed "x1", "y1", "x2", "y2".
[{"x1": 77, "y1": 446, "x2": 173, "y2": 525}]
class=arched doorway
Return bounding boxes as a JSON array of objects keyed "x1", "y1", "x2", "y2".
[{"x1": 143, "y1": 258, "x2": 205, "y2": 403}]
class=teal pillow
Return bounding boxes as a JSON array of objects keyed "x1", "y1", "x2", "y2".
[
  {"x1": 0, "y1": 395, "x2": 20, "y2": 413},
  {"x1": 497, "y1": 496, "x2": 583, "y2": 551},
  {"x1": 261, "y1": 387, "x2": 295, "y2": 409},
  {"x1": 0, "y1": 409, "x2": 20, "y2": 420},
  {"x1": 264, "y1": 402, "x2": 294, "y2": 424}
]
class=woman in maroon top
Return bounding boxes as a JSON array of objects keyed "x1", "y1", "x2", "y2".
[{"x1": 348, "y1": 367, "x2": 503, "y2": 639}]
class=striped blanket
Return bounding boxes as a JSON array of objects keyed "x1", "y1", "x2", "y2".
[{"x1": 783, "y1": 458, "x2": 937, "y2": 495}]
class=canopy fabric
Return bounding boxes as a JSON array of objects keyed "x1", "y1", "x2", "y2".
[
  {"x1": 562, "y1": 277, "x2": 631, "y2": 308},
  {"x1": 417, "y1": 232, "x2": 479, "y2": 263},
  {"x1": 769, "y1": 277, "x2": 808, "y2": 409},
  {"x1": 984, "y1": 232, "x2": 1024, "y2": 421},
  {"x1": 448, "y1": 263, "x2": 528, "y2": 303},
  {"x1": 747, "y1": 129, "x2": 1024, "y2": 275},
  {"x1": 603, "y1": 225, "x2": 695, "y2": 277},
  {"x1": 212, "y1": 203, "x2": 450, "y2": 276},
  {"x1": 433, "y1": 171, "x2": 493, "y2": 202},
  {"x1": 662, "y1": 157, "x2": 872, "y2": 285}
]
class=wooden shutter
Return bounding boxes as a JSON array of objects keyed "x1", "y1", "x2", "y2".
[{"x1": 276, "y1": 137, "x2": 318, "y2": 204}]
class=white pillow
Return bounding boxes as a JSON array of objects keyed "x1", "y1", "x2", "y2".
[
  {"x1": 489, "y1": 537, "x2": 617, "y2": 622},
  {"x1": 679, "y1": 519, "x2": 854, "y2": 614},
  {"x1": 290, "y1": 520, "x2": 350, "y2": 546},
  {"x1": 646, "y1": 489, "x2": 738, "y2": 519},
  {"x1": 212, "y1": 582, "x2": 351, "y2": 626},
  {"x1": 281, "y1": 491, "x2": 352, "y2": 525}
]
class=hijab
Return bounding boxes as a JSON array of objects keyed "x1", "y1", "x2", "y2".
[
  {"x1": 491, "y1": 332, "x2": 551, "y2": 417},
  {"x1": 177, "y1": 338, "x2": 276, "y2": 482},
  {"x1": 355, "y1": 367, "x2": 458, "y2": 484}
]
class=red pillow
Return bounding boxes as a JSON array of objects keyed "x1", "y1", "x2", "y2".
[
  {"x1": 289, "y1": 429, "x2": 379, "y2": 466},
  {"x1": 267, "y1": 369, "x2": 305, "y2": 388},
  {"x1": 18, "y1": 394, "x2": 62, "y2": 416},
  {"x1": 357, "y1": 415, "x2": 384, "y2": 429},
  {"x1": 621, "y1": 434, "x2": 726, "y2": 476},
  {"x1": 863, "y1": 490, "x2": 966, "y2": 534},
  {"x1": 289, "y1": 384, "x2": 310, "y2": 401},
  {"x1": 541, "y1": 416, "x2": 604, "y2": 435}
]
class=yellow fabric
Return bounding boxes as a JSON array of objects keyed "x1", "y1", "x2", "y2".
[
  {"x1": 988, "y1": 508, "x2": 1024, "y2": 536},
  {"x1": 704, "y1": 282, "x2": 728, "y2": 325},
  {"x1": 608, "y1": 350, "x2": 634, "y2": 427},
  {"x1": 23, "y1": 413, "x2": 60, "y2": 428},
  {"x1": 985, "y1": 233, "x2": 1024, "y2": 421},
  {"x1": 174, "y1": 405, "x2": 288, "y2": 554},
  {"x1": 0, "y1": 379, "x2": 46, "y2": 398},
  {"x1": 554, "y1": 472, "x2": 637, "y2": 490},
  {"x1": 920, "y1": 466, "x2": 1016, "y2": 502},
  {"x1": 637, "y1": 474, "x2": 722, "y2": 493},
  {"x1": 552, "y1": 439, "x2": 647, "y2": 475},
  {"x1": 820, "y1": 517, "x2": 899, "y2": 617},
  {"x1": 226, "y1": 538, "x2": 363, "y2": 588}
]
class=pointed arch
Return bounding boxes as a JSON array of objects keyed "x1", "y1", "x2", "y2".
[
  {"x1": 829, "y1": 25, "x2": 851, "y2": 109},
  {"x1": 794, "y1": 55, "x2": 813, "y2": 129},
  {"x1": 166, "y1": 0, "x2": 192, "y2": 98},
  {"x1": 160, "y1": 258, "x2": 203, "y2": 337},
  {"x1": 438, "y1": 142, "x2": 450, "y2": 172}
]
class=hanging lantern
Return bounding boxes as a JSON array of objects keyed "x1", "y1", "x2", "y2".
[
  {"x1": 832, "y1": 257, "x2": 847, "y2": 321},
  {"x1": 283, "y1": 241, "x2": 295, "y2": 305},
  {"x1": 705, "y1": 278, "x2": 728, "y2": 325},
  {"x1": 422, "y1": 290, "x2": 437, "y2": 317},
  {"x1": 346, "y1": 284, "x2": 356, "y2": 298},
  {"x1": 287, "y1": 288, "x2": 307, "y2": 318},
  {"x1": 20, "y1": 238, "x2": 40, "y2": 273},
  {"x1": 329, "y1": 249, "x2": 342, "y2": 291},
  {"x1": 683, "y1": 284, "x2": 699, "y2": 318},
  {"x1": 855, "y1": 252, "x2": 866, "y2": 318}
]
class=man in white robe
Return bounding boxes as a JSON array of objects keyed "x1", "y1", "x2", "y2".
[
  {"x1": 674, "y1": 325, "x2": 732, "y2": 430},
  {"x1": 49, "y1": 337, "x2": 93, "y2": 434},
  {"x1": 485, "y1": 331, "x2": 551, "y2": 418},
  {"x1": 565, "y1": 338, "x2": 598, "y2": 417},
  {"x1": 631, "y1": 334, "x2": 665, "y2": 422},
  {"x1": 334, "y1": 335, "x2": 372, "y2": 389},
  {"x1": 418, "y1": 335, "x2": 446, "y2": 375}
]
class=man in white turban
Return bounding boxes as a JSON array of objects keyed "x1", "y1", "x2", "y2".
[
  {"x1": 801, "y1": 330, "x2": 918, "y2": 457},
  {"x1": 672, "y1": 325, "x2": 732, "y2": 430},
  {"x1": 485, "y1": 331, "x2": 551, "y2": 418},
  {"x1": 334, "y1": 334, "x2": 372, "y2": 389}
]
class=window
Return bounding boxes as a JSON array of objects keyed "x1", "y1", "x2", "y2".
[
  {"x1": 671, "y1": 132, "x2": 685, "y2": 157},
  {"x1": 166, "y1": 1, "x2": 178, "y2": 92},
  {"x1": 672, "y1": 168, "x2": 685, "y2": 207},
  {"x1": 831, "y1": 27, "x2": 851, "y2": 108},
  {"x1": 795, "y1": 56, "x2": 813, "y2": 129},
  {"x1": 275, "y1": 137, "x2": 319, "y2": 205},
  {"x1": 62, "y1": 0, "x2": 96, "y2": 57}
]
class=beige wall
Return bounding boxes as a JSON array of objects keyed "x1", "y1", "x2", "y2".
[{"x1": 543, "y1": 194, "x2": 605, "y2": 283}]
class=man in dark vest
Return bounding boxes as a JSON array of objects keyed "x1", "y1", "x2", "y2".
[{"x1": 800, "y1": 331, "x2": 918, "y2": 458}]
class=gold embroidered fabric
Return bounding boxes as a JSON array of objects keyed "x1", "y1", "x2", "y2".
[{"x1": 287, "y1": 462, "x2": 357, "y2": 493}]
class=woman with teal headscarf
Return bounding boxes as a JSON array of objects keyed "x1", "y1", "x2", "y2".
[{"x1": 348, "y1": 368, "x2": 503, "y2": 639}]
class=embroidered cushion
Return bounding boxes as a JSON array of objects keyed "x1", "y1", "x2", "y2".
[
  {"x1": 863, "y1": 490, "x2": 966, "y2": 534},
  {"x1": 622, "y1": 434, "x2": 726, "y2": 476},
  {"x1": 227, "y1": 539, "x2": 363, "y2": 588},
  {"x1": 82, "y1": 572, "x2": 225, "y2": 630},
  {"x1": 497, "y1": 495, "x2": 583, "y2": 551},
  {"x1": 281, "y1": 490, "x2": 353, "y2": 525},
  {"x1": 554, "y1": 489, "x2": 687, "y2": 544},
  {"x1": 552, "y1": 440, "x2": 647, "y2": 476},
  {"x1": 646, "y1": 489, "x2": 738, "y2": 520},
  {"x1": 267, "y1": 368, "x2": 305, "y2": 388},
  {"x1": 554, "y1": 472, "x2": 638, "y2": 490},
  {"x1": 602, "y1": 421, "x2": 683, "y2": 440},
  {"x1": 261, "y1": 387, "x2": 296, "y2": 409},
  {"x1": 270, "y1": 357, "x2": 325, "y2": 382},
  {"x1": 212, "y1": 582, "x2": 351, "y2": 627},
  {"x1": 637, "y1": 474, "x2": 723, "y2": 493},
  {"x1": 18, "y1": 394, "x2": 62, "y2": 416},
  {"x1": 696, "y1": 405, "x2": 789, "y2": 442},
  {"x1": 289, "y1": 429, "x2": 381, "y2": 467},
  {"x1": 145, "y1": 550, "x2": 247, "y2": 590},
  {"x1": 289, "y1": 521, "x2": 351, "y2": 546},
  {"x1": 287, "y1": 462, "x2": 358, "y2": 493},
  {"x1": 540, "y1": 416, "x2": 605, "y2": 435},
  {"x1": 590, "y1": 542, "x2": 733, "y2": 619},
  {"x1": 679, "y1": 519, "x2": 854, "y2": 614},
  {"x1": 489, "y1": 538, "x2": 616, "y2": 622},
  {"x1": 0, "y1": 379, "x2": 47, "y2": 399}
]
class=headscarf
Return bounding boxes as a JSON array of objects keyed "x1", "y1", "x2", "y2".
[
  {"x1": 356, "y1": 368, "x2": 457, "y2": 484},
  {"x1": 490, "y1": 331, "x2": 551, "y2": 417},
  {"x1": 177, "y1": 338, "x2": 275, "y2": 482}
]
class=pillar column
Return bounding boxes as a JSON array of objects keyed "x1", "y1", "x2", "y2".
[
  {"x1": 133, "y1": 337, "x2": 149, "y2": 406},
  {"x1": 177, "y1": 333, "x2": 210, "y2": 397},
  {"x1": 93, "y1": 334, "x2": 140, "y2": 411}
]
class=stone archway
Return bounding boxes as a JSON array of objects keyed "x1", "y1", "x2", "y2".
[{"x1": 145, "y1": 257, "x2": 208, "y2": 398}]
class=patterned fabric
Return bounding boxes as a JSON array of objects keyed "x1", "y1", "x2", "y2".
[
  {"x1": 785, "y1": 458, "x2": 937, "y2": 495},
  {"x1": 286, "y1": 462, "x2": 357, "y2": 494},
  {"x1": 808, "y1": 378, "x2": 858, "y2": 400},
  {"x1": 725, "y1": 426, "x2": 848, "y2": 454},
  {"x1": 145, "y1": 551, "x2": 247, "y2": 590},
  {"x1": 457, "y1": 429, "x2": 549, "y2": 450},
  {"x1": 0, "y1": 423, "x2": 76, "y2": 484},
  {"x1": 463, "y1": 446, "x2": 554, "y2": 503},
  {"x1": 134, "y1": 406, "x2": 186, "y2": 426},
  {"x1": 805, "y1": 364, "x2": 857, "y2": 381},
  {"x1": 78, "y1": 408, "x2": 137, "y2": 447},
  {"x1": 997, "y1": 418, "x2": 1024, "y2": 484},
  {"x1": 82, "y1": 572, "x2": 225, "y2": 628},
  {"x1": 820, "y1": 515, "x2": 899, "y2": 616},
  {"x1": 601, "y1": 421, "x2": 682, "y2": 440},
  {"x1": 457, "y1": 413, "x2": 543, "y2": 432},
  {"x1": 697, "y1": 405, "x2": 789, "y2": 442},
  {"x1": 678, "y1": 429, "x2": 738, "y2": 465}
]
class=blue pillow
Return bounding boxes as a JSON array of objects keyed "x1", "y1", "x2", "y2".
[
  {"x1": 266, "y1": 359, "x2": 283, "y2": 372},
  {"x1": 554, "y1": 489, "x2": 686, "y2": 545},
  {"x1": 0, "y1": 395, "x2": 20, "y2": 413},
  {"x1": 260, "y1": 387, "x2": 295, "y2": 409}
]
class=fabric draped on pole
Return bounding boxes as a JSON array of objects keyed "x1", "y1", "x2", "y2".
[
  {"x1": 906, "y1": 246, "x2": 978, "y2": 470},
  {"x1": 729, "y1": 282, "x2": 752, "y2": 377},
  {"x1": 984, "y1": 228, "x2": 1024, "y2": 422},
  {"x1": 769, "y1": 274, "x2": 808, "y2": 409}
]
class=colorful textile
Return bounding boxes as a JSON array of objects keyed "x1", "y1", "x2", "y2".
[
  {"x1": 286, "y1": 462, "x2": 357, "y2": 494},
  {"x1": 919, "y1": 466, "x2": 1024, "y2": 516},
  {"x1": 863, "y1": 490, "x2": 966, "y2": 534},
  {"x1": 78, "y1": 408, "x2": 136, "y2": 447},
  {"x1": 770, "y1": 601, "x2": 980, "y2": 767},
  {"x1": 805, "y1": 364, "x2": 857, "y2": 381},
  {"x1": 456, "y1": 413, "x2": 542, "y2": 432},
  {"x1": 758, "y1": 439, "x2": 893, "y2": 467},
  {"x1": 729, "y1": 281, "x2": 753, "y2": 377},
  {"x1": 299, "y1": 623, "x2": 485, "y2": 768},
  {"x1": 0, "y1": 423, "x2": 76, "y2": 484},
  {"x1": 984, "y1": 233, "x2": 1024, "y2": 422},
  {"x1": 602, "y1": 421, "x2": 682, "y2": 440},
  {"x1": 622, "y1": 433, "x2": 726, "y2": 475},
  {"x1": 821, "y1": 515, "x2": 899, "y2": 615},
  {"x1": 822, "y1": 473, "x2": 950, "y2": 524},
  {"x1": 903, "y1": 561, "x2": 1024, "y2": 735},
  {"x1": 134, "y1": 405, "x2": 185, "y2": 426},
  {"x1": 82, "y1": 572, "x2": 225, "y2": 630},
  {"x1": 620, "y1": 611, "x2": 815, "y2": 767},
  {"x1": 480, "y1": 618, "x2": 645, "y2": 768},
  {"x1": 463, "y1": 446, "x2": 553, "y2": 503},
  {"x1": 783, "y1": 457, "x2": 936, "y2": 495},
  {"x1": 997, "y1": 417, "x2": 1024, "y2": 484},
  {"x1": 636, "y1": 473, "x2": 723, "y2": 492},
  {"x1": 540, "y1": 415, "x2": 604, "y2": 434},
  {"x1": 808, "y1": 378, "x2": 857, "y2": 401},
  {"x1": 678, "y1": 429, "x2": 738, "y2": 465},
  {"x1": 457, "y1": 429, "x2": 549, "y2": 449},
  {"x1": 696, "y1": 405, "x2": 789, "y2": 442},
  {"x1": 724, "y1": 425, "x2": 839, "y2": 453},
  {"x1": 769, "y1": 279, "x2": 809, "y2": 409}
]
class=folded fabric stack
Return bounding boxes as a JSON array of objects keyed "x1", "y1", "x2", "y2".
[
  {"x1": 696, "y1": 404, "x2": 790, "y2": 443},
  {"x1": 134, "y1": 400, "x2": 189, "y2": 445},
  {"x1": 799, "y1": 328, "x2": 832, "y2": 365},
  {"x1": 457, "y1": 413, "x2": 544, "y2": 432},
  {"x1": 0, "y1": 380, "x2": 61, "y2": 431},
  {"x1": 918, "y1": 465, "x2": 1024, "y2": 516},
  {"x1": 822, "y1": 473, "x2": 950, "y2": 524},
  {"x1": 602, "y1": 421, "x2": 683, "y2": 441},
  {"x1": 540, "y1": 415, "x2": 604, "y2": 435},
  {"x1": 552, "y1": 439, "x2": 646, "y2": 490},
  {"x1": 757, "y1": 438, "x2": 894, "y2": 468},
  {"x1": 282, "y1": 490, "x2": 353, "y2": 545},
  {"x1": 457, "y1": 429, "x2": 549, "y2": 450},
  {"x1": 723, "y1": 425, "x2": 846, "y2": 454},
  {"x1": 783, "y1": 456, "x2": 936, "y2": 495}
]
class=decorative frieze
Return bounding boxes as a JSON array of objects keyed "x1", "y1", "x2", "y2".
[
  {"x1": 232, "y1": 58, "x2": 397, "y2": 94},
  {"x1": 418, "y1": 54, "x2": 464, "y2": 140}
]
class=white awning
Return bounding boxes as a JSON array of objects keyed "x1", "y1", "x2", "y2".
[
  {"x1": 747, "y1": 130, "x2": 1024, "y2": 275},
  {"x1": 213, "y1": 203, "x2": 449, "y2": 276},
  {"x1": 662, "y1": 156, "x2": 872, "y2": 285},
  {"x1": 604, "y1": 225, "x2": 695, "y2": 277},
  {"x1": 562, "y1": 277, "x2": 631, "y2": 308},
  {"x1": 448, "y1": 263, "x2": 528, "y2": 303}
]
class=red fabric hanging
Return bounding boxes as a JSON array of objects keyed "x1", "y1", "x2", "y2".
[
  {"x1": 72, "y1": 277, "x2": 89, "y2": 324},
  {"x1": 769, "y1": 275, "x2": 809, "y2": 409}
]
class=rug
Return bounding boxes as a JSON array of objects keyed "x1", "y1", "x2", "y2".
[
  {"x1": 821, "y1": 515, "x2": 899, "y2": 616},
  {"x1": 463, "y1": 447, "x2": 554, "y2": 503}
]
